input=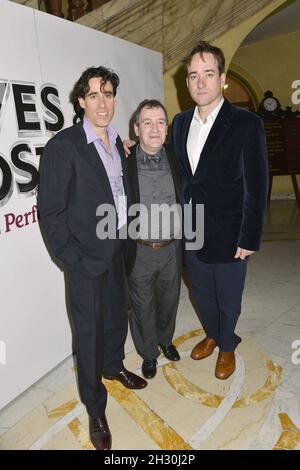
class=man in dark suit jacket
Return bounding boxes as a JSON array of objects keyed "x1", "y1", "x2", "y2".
[
  {"x1": 38, "y1": 66, "x2": 147, "y2": 451},
  {"x1": 171, "y1": 42, "x2": 268, "y2": 379},
  {"x1": 126, "y1": 100, "x2": 182, "y2": 379}
]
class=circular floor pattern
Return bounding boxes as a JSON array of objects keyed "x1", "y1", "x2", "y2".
[{"x1": 2, "y1": 329, "x2": 296, "y2": 450}]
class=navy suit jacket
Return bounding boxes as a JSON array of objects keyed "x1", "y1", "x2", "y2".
[
  {"x1": 171, "y1": 98, "x2": 268, "y2": 263},
  {"x1": 38, "y1": 121, "x2": 131, "y2": 278}
]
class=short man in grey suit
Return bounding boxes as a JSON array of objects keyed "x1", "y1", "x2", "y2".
[{"x1": 126, "y1": 99, "x2": 182, "y2": 379}]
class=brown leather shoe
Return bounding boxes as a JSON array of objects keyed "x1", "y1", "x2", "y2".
[
  {"x1": 103, "y1": 367, "x2": 147, "y2": 389},
  {"x1": 215, "y1": 351, "x2": 235, "y2": 379},
  {"x1": 89, "y1": 414, "x2": 112, "y2": 450},
  {"x1": 191, "y1": 337, "x2": 217, "y2": 360}
]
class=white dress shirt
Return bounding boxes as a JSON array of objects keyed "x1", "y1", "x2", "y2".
[{"x1": 187, "y1": 97, "x2": 224, "y2": 174}]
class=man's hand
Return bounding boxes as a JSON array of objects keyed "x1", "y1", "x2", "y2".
[
  {"x1": 234, "y1": 247, "x2": 255, "y2": 260},
  {"x1": 123, "y1": 139, "x2": 135, "y2": 157}
]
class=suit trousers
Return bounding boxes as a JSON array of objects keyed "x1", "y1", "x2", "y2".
[
  {"x1": 185, "y1": 251, "x2": 248, "y2": 351},
  {"x1": 67, "y1": 240, "x2": 128, "y2": 417},
  {"x1": 128, "y1": 240, "x2": 182, "y2": 360}
]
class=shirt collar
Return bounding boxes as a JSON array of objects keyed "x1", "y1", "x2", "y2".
[
  {"x1": 137, "y1": 144, "x2": 165, "y2": 161},
  {"x1": 193, "y1": 97, "x2": 224, "y2": 125},
  {"x1": 83, "y1": 116, "x2": 117, "y2": 144}
]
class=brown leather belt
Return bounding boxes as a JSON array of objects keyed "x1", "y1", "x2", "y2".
[{"x1": 136, "y1": 239, "x2": 176, "y2": 249}]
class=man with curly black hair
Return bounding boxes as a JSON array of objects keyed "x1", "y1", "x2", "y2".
[{"x1": 38, "y1": 66, "x2": 147, "y2": 451}]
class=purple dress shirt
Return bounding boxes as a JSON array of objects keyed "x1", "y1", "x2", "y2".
[{"x1": 83, "y1": 117, "x2": 126, "y2": 229}]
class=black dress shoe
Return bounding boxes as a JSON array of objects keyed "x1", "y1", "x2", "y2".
[
  {"x1": 103, "y1": 367, "x2": 147, "y2": 389},
  {"x1": 142, "y1": 359, "x2": 157, "y2": 379},
  {"x1": 89, "y1": 414, "x2": 112, "y2": 450},
  {"x1": 160, "y1": 344, "x2": 180, "y2": 361}
]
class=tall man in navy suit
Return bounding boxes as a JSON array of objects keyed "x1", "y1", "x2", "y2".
[
  {"x1": 38, "y1": 66, "x2": 147, "y2": 450},
  {"x1": 171, "y1": 42, "x2": 268, "y2": 379}
]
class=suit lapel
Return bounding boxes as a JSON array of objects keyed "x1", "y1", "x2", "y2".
[
  {"x1": 86, "y1": 144, "x2": 115, "y2": 204},
  {"x1": 116, "y1": 136, "x2": 130, "y2": 197},
  {"x1": 77, "y1": 123, "x2": 115, "y2": 205},
  {"x1": 194, "y1": 99, "x2": 233, "y2": 176},
  {"x1": 165, "y1": 144, "x2": 180, "y2": 202},
  {"x1": 180, "y1": 109, "x2": 194, "y2": 177},
  {"x1": 128, "y1": 145, "x2": 140, "y2": 202}
]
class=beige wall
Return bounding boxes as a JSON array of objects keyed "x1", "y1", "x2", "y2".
[
  {"x1": 164, "y1": 0, "x2": 286, "y2": 121},
  {"x1": 163, "y1": 0, "x2": 300, "y2": 196},
  {"x1": 231, "y1": 31, "x2": 300, "y2": 195},
  {"x1": 232, "y1": 30, "x2": 300, "y2": 112}
]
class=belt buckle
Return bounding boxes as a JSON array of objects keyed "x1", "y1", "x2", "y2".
[{"x1": 153, "y1": 242, "x2": 161, "y2": 249}]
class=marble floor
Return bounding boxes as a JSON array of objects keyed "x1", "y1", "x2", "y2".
[{"x1": 0, "y1": 200, "x2": 300, "y2": 450}]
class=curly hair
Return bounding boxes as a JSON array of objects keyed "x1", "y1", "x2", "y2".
[{"x1": 69, "y1": 66, "x2": 120, "y2": 123}]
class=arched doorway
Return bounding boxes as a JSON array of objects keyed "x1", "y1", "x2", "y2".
[{"x1": 224, "y1": 71, "x2": 259, "y2": 112}]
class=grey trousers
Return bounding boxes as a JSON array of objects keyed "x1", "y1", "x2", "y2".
[{"x1": 128, "y1": 240, "x2": 182, "y2": 360}]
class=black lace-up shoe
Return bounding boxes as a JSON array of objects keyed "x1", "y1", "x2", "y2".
[
  {"x1": 103, "y1": 367, "x2": 147, "y2": 389},
  {"x1": 142, "y1": 359, "x2": 157, "y2": 379},
  {"x1": 89, "y1": 414, "x2": 112, "y2": 450},
  {"x1": 160, "y1": 344, "x2": 180, "y2": 361}
]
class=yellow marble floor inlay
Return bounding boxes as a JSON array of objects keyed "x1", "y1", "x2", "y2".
[
  {"x1": 162, "y1": 360, "x2": 281, "y2": 408},
  {"x1": 165, "y1": 330, "x2": 281, "y2": 409},
  {"x1": 104, "y1": 379, "x2": 192, "y2": 450},
  {"x1": 163, "y1": 362, "x2": 223, "y2": 407},
  {"x1": 234, "y1": 360, "x2": 281, "y2": 408},
  {"x1": 47, "y1": 399, "x2": 79, "y2": 419},
  {"x1": 273, "y1": 413, "x2": 300, "y2": 450},
  {"x1": 173, "y1": 329, "x2": 205, "y2": 349},
  {"x1": 16, "y1": 328, "x2": 283, "y2": 450},
  {"x1": 68, "y1": 418, "x2": 95, "y2": 450}
]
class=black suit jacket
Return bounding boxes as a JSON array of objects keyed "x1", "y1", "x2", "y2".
[
  {"x1": 171, "y1": 98, "x2": 268, "y2": 263},
  {"x1": 38, "y1": 121, "x2": 131, "y2": 278},
  {"x1": 125, "y1": 143, "x2": 182, "y2": 273}
]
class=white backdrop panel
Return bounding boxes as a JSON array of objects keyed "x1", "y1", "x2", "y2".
[
  {"x1": 34, "y1": 10, "x2": 163, "y2": 138},
  {"x1": 0, "y1": 0, "x2": 163, "y2": 409}
]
